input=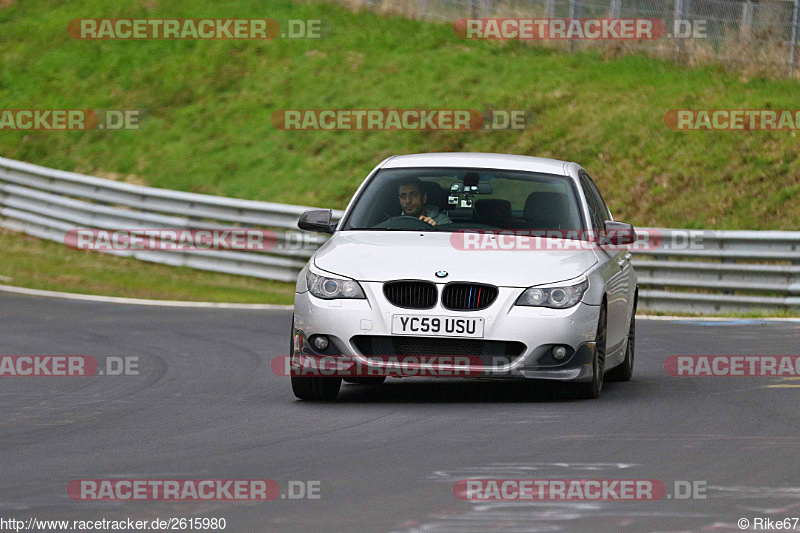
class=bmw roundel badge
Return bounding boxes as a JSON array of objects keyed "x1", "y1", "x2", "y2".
[{"x1": 435, "y1": 270, "x2": 448, "y2": 278}]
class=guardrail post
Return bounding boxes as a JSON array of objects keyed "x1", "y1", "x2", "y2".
[
  {"x1": 673, "y1": 0, "x2": 686, "y2": 58},
  {"x1": 567, "y1": 0, "x2": 580, "y2": 53},
  {"x1": 545, "y1": 0, "x2": 554, "y2": 18},
  {"x1": 719, "y1": 238, "x2": 735, "y2": 295},
  {"x1": 610, "y1": 0, "x2": 621, "y2": 19},
  {"x1": 470, "y1": 0, "x2": 491, "y2": 19},
  {"x1": 740, "y1": 1, "x2": 753, "y2": 38},
  {"x1": 417, "y1": 0, "x2": 428, "y2": 19},
  {"x1": 790, "y1": 0, "x2": 799, "y2": 77}
]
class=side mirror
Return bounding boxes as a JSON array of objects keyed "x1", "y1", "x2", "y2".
[
  {"x1": 602, "y1": 220, "x2": 635, "y2": 246},
  {"x1": 298, "y1": 210, "x2": 336, "y2": 234}
]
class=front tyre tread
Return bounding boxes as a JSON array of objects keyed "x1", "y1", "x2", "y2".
[
  {"x1": 291, "y1": 376, "x2": 342, "y2": 401},
  {"x1": 570, "y1": 303, "x2": 606, "y2": 400},
  {"x1": 607, "y1": 299, "x2": 636, "y2": 382}
]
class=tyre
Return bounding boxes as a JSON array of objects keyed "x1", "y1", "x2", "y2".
[
  {"x1": 344, "y1": 377, "x2": 387, "y2": 385},
  {"x1": 290, "y1": 317, "x2": 341, "y2": 400},
  {"x1": 570, "y1": 303, "x2": 606, "y2": 399},
  {"x1": 291, "y1": 375, "x2": 342, "y2": 401},
  {"x1": 607, "y1": 297, "x2": 636, "y2": 382}
]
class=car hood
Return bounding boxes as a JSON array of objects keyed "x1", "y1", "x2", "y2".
[{"x1": 313, "y1": 231, "x2": 598, "y2": 287}]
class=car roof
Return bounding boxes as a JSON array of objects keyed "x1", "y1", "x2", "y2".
[{"x1": 381, "y1": 152, "x2": 573, "y2": 175}]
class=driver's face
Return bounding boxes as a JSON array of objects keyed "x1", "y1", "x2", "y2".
[{"x1": 398, "y1": 185, "x2": 426, "y2": 216}]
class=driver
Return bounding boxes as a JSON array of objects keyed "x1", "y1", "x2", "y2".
[{"x1": 397, "y1": 178, "x2": 451, "y2": 226}]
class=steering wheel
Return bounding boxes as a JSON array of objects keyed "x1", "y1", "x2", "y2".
[{"x1": 373, "y1": 215, "x2": 436, "y2": 230}]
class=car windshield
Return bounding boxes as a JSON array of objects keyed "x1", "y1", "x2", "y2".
[{"x1": 342, "y1": 167, "x2": 585, "y2": 233}]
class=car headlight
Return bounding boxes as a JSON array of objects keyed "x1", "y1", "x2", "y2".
[
  {"x1": 515, "y1": 279, "x2": 588, "y2": 309},
  {"x1": 307, "y1": 270, "x2": 366, "y2": 300}
]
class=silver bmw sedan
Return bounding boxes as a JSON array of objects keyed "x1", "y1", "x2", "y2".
[{"x1": 291, "y1": 153, "x2": 638, "y2": 400}]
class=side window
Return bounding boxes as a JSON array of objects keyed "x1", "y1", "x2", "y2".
[
  {"x1": 580, "y1": 175, "x2": 604, "y2": 232},
  {"x1": 583, "y1": 172, "x2": 612, "y2": 222}
]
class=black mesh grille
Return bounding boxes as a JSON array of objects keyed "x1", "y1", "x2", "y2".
[
  {"x1": 383, "y1": 281, "x2": 437, "y2": 309},
  {"x1": 352, "y1": 335, "x2": 525, "y2": 366},
  {"x1": 442, "y1": 283, "x2": 498, "y2": 311}
]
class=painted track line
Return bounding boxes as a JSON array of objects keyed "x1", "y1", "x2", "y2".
[
  {"x1": 0, "y1": 284, "x2": 293, "y2": 309},
  {"x1": 637, "y1": 315, "x2": 800, "y2": 322}
]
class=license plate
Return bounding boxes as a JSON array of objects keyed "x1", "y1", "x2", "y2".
[{"x1": 391, "y1": 315, "x2": 484, "y2": 338}]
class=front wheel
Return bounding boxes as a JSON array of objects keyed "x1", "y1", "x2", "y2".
[
  {"x1": 607, "y1": 299, "x2": 636, "y2": 382},
  {"x1": 570, "y1": 303, "x2": 606, "y2": 399},
  {"x1": 290, "y1": 316, "x2": 341, "y2": 400}
]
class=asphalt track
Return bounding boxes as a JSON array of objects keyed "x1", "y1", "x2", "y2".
[{"x1": 2, "y1": 291, "x2": 800, "y2": 533}]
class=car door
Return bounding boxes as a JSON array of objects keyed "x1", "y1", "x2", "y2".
[{"x1": 579, "y1": 172, "x2": 630, "y2": 356}]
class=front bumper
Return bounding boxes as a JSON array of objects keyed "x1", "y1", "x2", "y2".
[{"x1": 292, "y1": 282, "x2": 600, "y2": 382}]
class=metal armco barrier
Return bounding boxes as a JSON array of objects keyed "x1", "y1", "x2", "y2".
[
  {"x1": 634, "y1": 228, "x2": 800, "y2": 314},
  {"x1": 1, "y1": 157, "x2": 798, "y2": 314},
  {"x1": 0, "y1": 157, "x2": 341, "y2": 283}
]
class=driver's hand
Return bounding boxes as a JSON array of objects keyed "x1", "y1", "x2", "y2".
[{"x1": 419, "y1": 215, "x2": 436, "y2": 226}]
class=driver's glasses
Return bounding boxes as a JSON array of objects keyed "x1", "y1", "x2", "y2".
[{"x1": 398, "y1": 191, "x2": 421, "y2": 200}]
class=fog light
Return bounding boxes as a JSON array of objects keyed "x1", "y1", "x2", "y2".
[
  {"x1": 313, "y1": 336, "x2": 329, "y2": 351},
  {"x1": 552, "y1": 346, "x2": 567, "y2": 360}
]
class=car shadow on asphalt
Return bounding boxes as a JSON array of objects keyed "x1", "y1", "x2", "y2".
[{"x1": 333, "y1": 379, "x2": 624, "y2": 403}]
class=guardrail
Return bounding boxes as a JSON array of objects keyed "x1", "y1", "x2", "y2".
[
  {"x1": 1, "y1": 157, "x2": 798, "y2": 314},
  {"x1": 634, "y1": 229, "x2": 800, "y2": 314},
  {"x1": 0, "y1": 157, "x2": 342, "y2": 282}
]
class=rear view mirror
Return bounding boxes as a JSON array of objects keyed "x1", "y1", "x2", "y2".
[
  {"x1": 603, "y1": 220, "x2": 635, "y2": 245},
  {"x1": 298, "y1": 210, "x2": 336, "y2": 234},
  {"x1": 463, "y1": 172, "x2": 480, "y2": 187}
]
